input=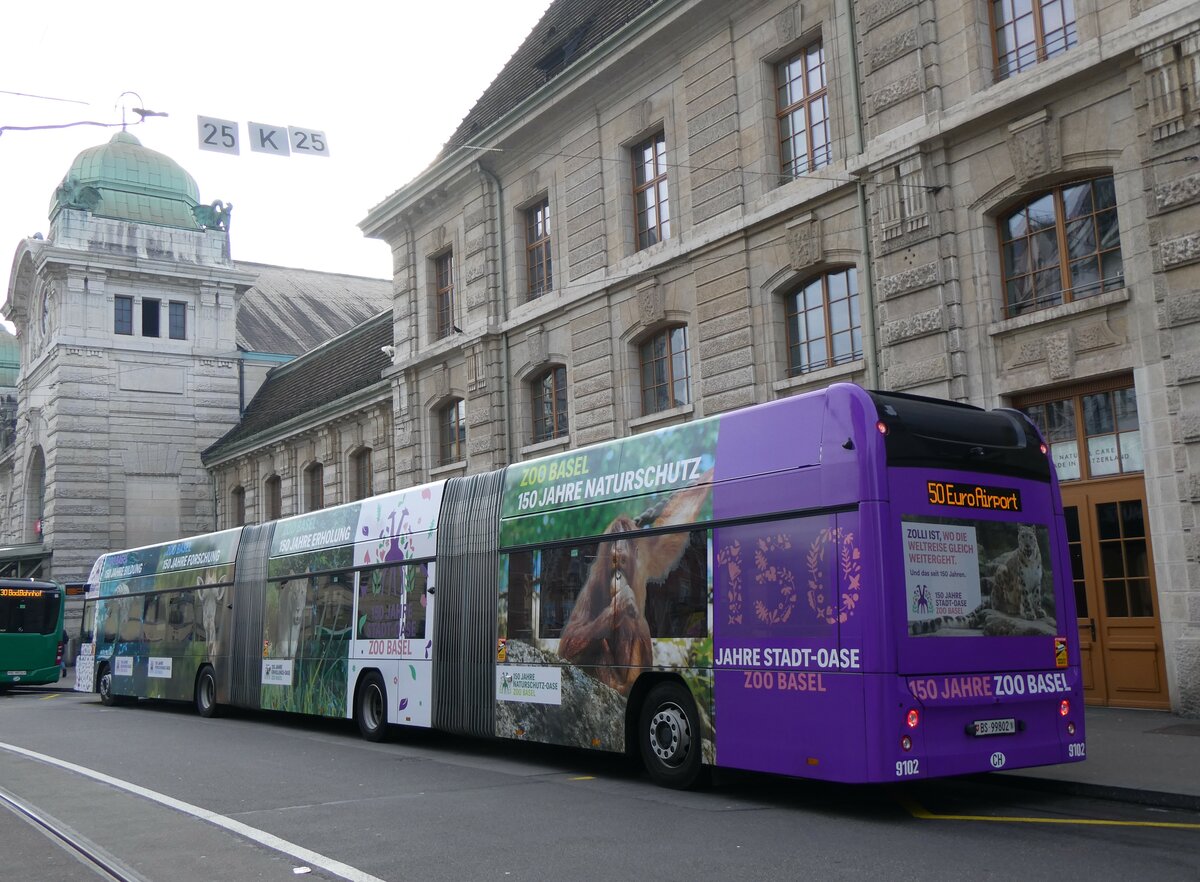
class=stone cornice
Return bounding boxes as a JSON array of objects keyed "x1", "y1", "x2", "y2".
[{"x1": 29, "y1": 244, "x2": 257, "y2": 287}]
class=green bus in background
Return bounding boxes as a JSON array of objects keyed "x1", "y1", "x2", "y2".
[{"x1": 0, "y1": 579, "x2": 69, "y2": 691}]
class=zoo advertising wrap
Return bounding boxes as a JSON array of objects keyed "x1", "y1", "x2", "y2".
[
  {"x1": 496, "y1": 409, "x2": 1076, "y2": 779},
  {"x1": 94, "y1": 529, "x2": 242, "y2": 595},
  {"x1": 90, "y1": 529, "x2": 243, "y2": 702},
  {"x1": 262, "y1": 484, "x2": 442, "y2": 717},
  {"x1": 494, "y1": 413, "x2": 867, "y2": 772}
]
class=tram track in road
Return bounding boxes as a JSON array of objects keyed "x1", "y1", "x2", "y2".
[{"x1": 0, "y1": 785, "x2": 145, "y2": 882}]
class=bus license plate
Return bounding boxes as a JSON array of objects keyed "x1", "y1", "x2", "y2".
[{"x1": 973, "y1": 718, "x2": 1016, "y2": 736}]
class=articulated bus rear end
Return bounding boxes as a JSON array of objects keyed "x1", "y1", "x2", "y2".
[{"x1": 870, "y1": 390, "x2": 1085, "y2": 780}]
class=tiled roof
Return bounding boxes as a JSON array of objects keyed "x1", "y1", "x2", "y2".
[
  {"x1": 204, "y1": 309, "x2": 393, "y2": 461},
  {"x1": 234, "y1": 261, "x2": 392, "y2": 356},
  {"x1": 438, "y1": 0, "x2": 661, "y2": 158}
]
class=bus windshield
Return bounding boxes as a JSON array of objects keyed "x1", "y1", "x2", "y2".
[{"x1": 0, "y1": 588, "x2": 61, "y2": 635}]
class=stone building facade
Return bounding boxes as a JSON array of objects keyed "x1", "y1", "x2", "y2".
[{"x1": 206, "y1": 0, "x2": 1200, "y2": 714}]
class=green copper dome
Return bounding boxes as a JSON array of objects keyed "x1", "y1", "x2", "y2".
[{"x1": 50, "y1": 131, "x2": 202, "y2": 229}]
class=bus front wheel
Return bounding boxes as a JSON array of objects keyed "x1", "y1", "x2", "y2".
[
  {"x1": 638, "y1": 680, "x2": 703, "y2": 789},
  {"x1": 195, "y1": 665, "x2": 219, "y2": 718},
  {"x1": 98, "y1": 664, "x2": 117, "y2": 707},
  {"x1": 356, "y1": 672, "x2": 389, "y2": 742}
]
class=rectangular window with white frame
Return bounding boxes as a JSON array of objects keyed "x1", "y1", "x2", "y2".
[
  {"x1": 433, "y1": 251, "x2": 455, "y2": 339},
  {"x1": 776, "y1": 40, "x2": 831, "y2": 179},
  {"x1": 633, "y1": 132, "x2": 670, "y2": 250},
  {"x1": 525, "y1": 198, "x2": 553, "y2": 300}
]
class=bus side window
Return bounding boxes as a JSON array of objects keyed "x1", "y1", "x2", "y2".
[
  {"x1": 403, "y1": 564, "x2": 428, "y2": 639},
  {"x1": 312, "y1": 572, "x2": 353, "y2": 638},
  {"x1": 80, "y1": 601, "x2": 96, "y2": 644},
  {"x1": 117, "y1": 595, "x2": 143, "y2": 642},
  {"x1": 643, "y1": 529, "x2": 709, "y2": 638},
  {"x1": 100, "y1": 600, "x2": 117, "y2": 641},
  {"x1": 168, "y1": 590, "x2": 195, "y2": 641},
  {"x1": 358, "y1": 565, "x2": 404, "y2": 641},
  {"x1": 142, "y1": 594, "x2": 166, "y2": 642},
  {"x1": 506, "y1": 552, "x2": 535, "y2": 640},
  {"x1": 539, "y1": 545, "x2": 587, "y2": 639}
]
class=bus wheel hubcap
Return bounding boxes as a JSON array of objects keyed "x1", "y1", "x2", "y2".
[{"x1": 649, "y1": 703, "x2": 690, "y2": 766}]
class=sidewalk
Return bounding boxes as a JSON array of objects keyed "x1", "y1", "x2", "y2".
[{"x1": 1000, "y1": 705, "x2": 1200, "y2": 810}]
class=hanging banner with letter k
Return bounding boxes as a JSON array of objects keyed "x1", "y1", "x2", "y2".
[{"x1": 201, "y1": 117, "x2": 330, "y2": 158}]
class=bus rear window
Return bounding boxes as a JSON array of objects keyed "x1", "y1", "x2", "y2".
[
  {"x1": 0, "y1": 593, "x2": 60, "y2": 635},
  {"x1": 902, "y1": 516, "x2": 1056, "y2": 638},
  {"x1": 869, "y1": 390, "x2": 1049, "y2": 480}
]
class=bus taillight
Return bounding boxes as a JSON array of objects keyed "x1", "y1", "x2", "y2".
[
  {"x1": 1059, "y1": 699, "x2": 1070, "y2": 717},
  {"x1": 906, "y1": 708, "x2": 920, "y2": 729},
  {"x1": 1040, "y1": 442, "x2": 1048, "y2": 455},
  {"x1": 901, "y1": 735, "x2": 913, "y2": 751},
  {"x1": 876, "y1": 420, "x2": 889, "y2": 436}
]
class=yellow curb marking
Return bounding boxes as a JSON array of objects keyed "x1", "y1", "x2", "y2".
[
  {"x1": 898, "y1": 795, "x2": 1200, "y2": 830},
  {"x1": 569, "y1": 776, "x2": 595, "y2": 781},
  {"x1": 38, "y1": 694, "x2": 60, "y2": 701}
]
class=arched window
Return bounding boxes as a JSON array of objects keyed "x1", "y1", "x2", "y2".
[
  {"x1": 999, "y1": 176, "x2": 1123, "y2": 318},
  {"x1": 231, "y1": 486, "x2": 246, "y2": 527},
  {"x1": 305, "y1": 463, "x2": 324, "y2": 512},
  {"x1": 351, "y1": 448, "x2": 373, "y2": 501},
  {"x1": 438, "y1": 399, "x2": 466, "y2": 465},
  {"x1": 25, "y1": 446, "x2": 46, "y2": 543},
  {"x1": 784, "y1": 267, "x2": 861, "y2": 376},
  {"x1": 531, "y1": 366, "x2": 568, "y2": 443},
  {"x1": 264, "y1": 475, "x2": 282, "y2": 521},
  {"x1": 639, "y1": 325, "x2": 690, "y2": 415}
]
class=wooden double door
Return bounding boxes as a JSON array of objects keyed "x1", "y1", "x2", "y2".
[{"x1": 1061, "y1": 478, "x2": 1169, "y2": 708}]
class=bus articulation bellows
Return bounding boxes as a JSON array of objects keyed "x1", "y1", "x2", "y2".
[{"x1": 76, "y1": 384, "x2": 1085, "y2": 787}]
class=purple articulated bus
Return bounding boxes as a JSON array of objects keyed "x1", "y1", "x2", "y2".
[
  {"x1": 496, "y1": 383, "x2": 1083, "y2": 786},
  {"x1": 78, "y1": 383, "x2": 1083, "y2": 789}
]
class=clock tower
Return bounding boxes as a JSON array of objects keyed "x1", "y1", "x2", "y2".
[{"x1": 1, "y1": 130, "x2": 254, "y2": 585}]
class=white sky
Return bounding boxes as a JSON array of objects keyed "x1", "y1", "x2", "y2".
[{"x1": 1, "y1": 1, "x2": 554, "y2": 332}]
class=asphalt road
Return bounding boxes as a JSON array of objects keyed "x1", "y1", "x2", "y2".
[{"x1": 2, "y1": 687, "x2": 1198, "y2": 882}]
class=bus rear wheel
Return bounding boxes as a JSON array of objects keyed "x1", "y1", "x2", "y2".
[
  {"x1": 356, "y1": 672, "x2": 389, "y2": 742},
  {"x1": 195, "y1": 665, "x2": 219, "y2": 718},
  {"x1": 638, "y1": 680, "x2": 703, "y2": 789}
]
